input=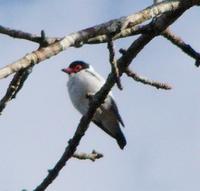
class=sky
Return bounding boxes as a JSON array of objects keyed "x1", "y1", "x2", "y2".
[{"x1": 0, "y1": 1, "x2": 200, "y2": 191}]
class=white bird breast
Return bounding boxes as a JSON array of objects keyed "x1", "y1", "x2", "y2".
[{"x1": 67, "y1": 69, "x2": 106, "y2": 115}]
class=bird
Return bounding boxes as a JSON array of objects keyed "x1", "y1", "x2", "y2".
[{"x1": 62, "y1": 60, "x2": 126, "y2": 149}]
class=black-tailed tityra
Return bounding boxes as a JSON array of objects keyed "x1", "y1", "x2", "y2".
[{"x1": 62, "y1": 61, "x2": 126, "y2": 149}]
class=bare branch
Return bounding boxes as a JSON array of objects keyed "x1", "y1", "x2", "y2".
[
  {"x1": 107, "y1": 36, "x2": 123, "y2": 90},
  {"x1": 125, "y1": 68, "x2": 172, "y2": 90},
  {"x1": 162, "y1": 28, "x2": 200, "y2": 67},
  {"x1": 33, "y1": 4, "x2": 190, "y2": 191},
  {"x1": 0, "y1": 23, "x2": 144, "y2": 46},
  {"x1": 0, "y1": 66, "x2": 33, "y2": 115},
  {"x1": 1, "y1": 0, "x2": 197, "y2": 79},
  {"x1": 73, "y1": 150, "x2": 103, "y2": 161},
  {"x1": 0, "y1": 30, "x2": 59, "y2": 115},
  {"x1": 87, "y1": 25, "x2": 145, "y2": 44},
  {"x1": 0, "y1": 25, "x2": 59, "y2": 45},
  {"x1": 1, "y1": 1, "x2": 192, "y2": 114}
]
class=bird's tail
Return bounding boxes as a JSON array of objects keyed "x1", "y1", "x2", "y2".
[
  {"x1": 93, "y1": 120, "x2": 127, "y2": 150},
  {"x1": 116, "y1": 129, "x2": 127, "y2": 149}
]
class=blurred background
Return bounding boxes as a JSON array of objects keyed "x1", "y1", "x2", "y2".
[{"x1": 0, "y1": 1, "x2": 200, "y2": 190}]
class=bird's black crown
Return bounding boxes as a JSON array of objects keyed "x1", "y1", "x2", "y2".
[{"x1": 69, "y1": 61, "x2": 89, "y2": 69}]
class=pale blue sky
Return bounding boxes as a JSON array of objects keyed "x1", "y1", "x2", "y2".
[{"x1": 0, "y1": 1, "x2": 200, "y2": 191}]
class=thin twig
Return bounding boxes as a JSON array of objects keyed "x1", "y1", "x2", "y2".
[
  {"x1": 120, "y1": 49, "x2": 171, "y2": 90},
  {"x1": 125, "y1": 68, "x2": 172, "y2": 90},
  {"x1": 0, "y1": 30, "x2": 55, "y2": 115},
  {"x1": 73, "y1": 150, "x2": 103, "y2": 162},
  {"x1": 162, "y1": 28, "x2": 200, "y2": 67},
  {"x1": 0, "y1": 25, "x2": 59, "y2": 45},
  {"x1": 107, "y1": 36, "x2": 123, "y2": 90},
  {"x1": 0, "y1": 65, "x2": 33, "y2": 115}
]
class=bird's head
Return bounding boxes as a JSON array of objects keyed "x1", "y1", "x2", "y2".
[{"x1": 62, "y1": 61, "x2": 90, "y2": 75}]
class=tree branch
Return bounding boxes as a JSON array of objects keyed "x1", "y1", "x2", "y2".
[
  {"x1": 0, "y1": 65, "x2": 33, "y2": 114},
  {"x1": 0, "y1": 25, "x2": 59, "y2": 45},
  {"x1": 87, "y1": 25, "x2": 145, "y2": 44},
  {"x1": 33, "y1": 4, "x2": 191, "y2": 190},
  {"x1": 107, "y1": 36, "x2": 123, "y2": 90},
  {"x1": 121, "y1": 44, "x2": 171, "y2": 90},
  {"x1": 1, "y1": 1, "x2": 195, "y2": 114},
  {"x1": 125, "y1": 68, "x2": 172, "y2": 90},
  {"x1": 72, "y1": 150, "x2": 103, "y2": 162},
  {"x1": 0, "y1": 30, "x2": 59, "y2": 115},
  {"x1": 1, "y1": 0, "x2": 197, "y2": 79},
  {"x1": 162, "y1": 28, "x2": 200, "y2": 67}
]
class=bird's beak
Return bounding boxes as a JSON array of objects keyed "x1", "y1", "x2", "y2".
[{"x1": 61, "y1": 67, "x2": 73, "y2": 74}]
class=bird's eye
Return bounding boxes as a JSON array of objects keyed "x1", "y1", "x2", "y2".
[{"x1": 74, "y1": 65, "x2": 82, "y2": 72}]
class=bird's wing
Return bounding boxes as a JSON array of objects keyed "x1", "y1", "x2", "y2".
[
  {"x1": 85, "y1": 69, "x2": 125, "y2": 127},
  {"x1": 85, "y1": 69, "x2": 105, "y2": 84},
  {"x1": 109, "y1": 96, "x2": 125, "y2": 127},
  {"x1": 93, "y1": 118, "x2": 126, "y2": 149},
  {"x1": 93, "y1": 120, "x2": 115, "y2": 138}
]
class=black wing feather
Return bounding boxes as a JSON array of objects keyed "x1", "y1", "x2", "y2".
[
  {"x1": 93, "y1": 120, "x2": 126, "y2": 149},
  {"x1": 110, "y1": 97, "x2": 125, "y2": 127}
]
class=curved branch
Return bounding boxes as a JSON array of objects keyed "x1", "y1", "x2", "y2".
[
  {"x1": 33, "y1": 4, "x2": 191, "y2": 190},
  {"x1": 1, "y1": 0, "x2": 197, "y2": 80}
]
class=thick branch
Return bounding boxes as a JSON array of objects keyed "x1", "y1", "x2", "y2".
[
  {"x1": 33, "y1": 4, "x2": 190, "y2": 191},
  {"x1": 87, "y1": 25, "x2": 145, "y2": 44},
  {"x1": 1, "y1": 0, "x2": 198, "y2": 79}
]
